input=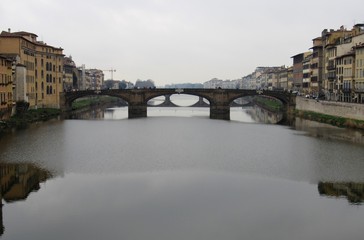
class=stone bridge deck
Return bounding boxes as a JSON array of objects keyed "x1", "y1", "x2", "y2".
[{"x1": 60, "y1": 88, "x2": 296, "y2": 121}]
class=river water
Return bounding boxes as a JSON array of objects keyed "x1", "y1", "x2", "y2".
[{"x1": 0, "y1": 95, "x2": 364, "y2": 240}]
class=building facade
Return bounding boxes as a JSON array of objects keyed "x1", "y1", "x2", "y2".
[
  {"x1": 0, "y1": 55, "x2": 13, "y2": 119},
  {"x1": 336, "y1": 51, "x2": 355, "y2": 102},
  {"x1": 277, "y1": 67, "x2": 289, "y2": 90},
  {"x1": 310, "y1": 37, "x2": 323, "y2": 93},
  {"x1": 63, "y1": 56, "x2": 77, "y2": 92},
  {"x1": 291, "y1": 52, "x2": 311, "y2": 91},
  {"x1": 0, "y1": 30, "x2": 64, "y2": 108},
  {"x1": 354, "y1": 43, "x2": 364, "y2": 102},
  {"x1": 302, "y1": 53, "x2": 312, "y2": 94},
  {"x1": 84, "y1": 69, "x2": 104, "y2": 90}
]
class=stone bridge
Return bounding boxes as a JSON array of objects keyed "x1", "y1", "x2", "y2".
[{"x1": 60, "y1": 88, "x2": 296, "y2": 122}]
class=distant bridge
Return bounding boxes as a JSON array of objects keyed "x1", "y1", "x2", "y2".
[{"x1": 60, "y1": 88, "x2": 296, "y2": 122}]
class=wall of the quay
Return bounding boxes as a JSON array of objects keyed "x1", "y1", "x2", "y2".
[{"x1": 296, "y1": 97, "x2": 364, "y2": 121}]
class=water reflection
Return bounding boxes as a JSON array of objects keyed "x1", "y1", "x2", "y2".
[
  {"x1": 245, "y1": 105, "x2": 283, "y2": 124},
  {"x1": 0, "y1": 162, "x2": 53, "y2": 235},
  {"x1": 72, "y1": 101, "x2": 279, "y2": 123},
  {"x1": 103, "y1": 106, "x2": 258, "y2": 123},
  {"x1": 68, "y1": 107, "x2": 105, "y2": 120},
  {"x1": 318, "y1": 182, "x2": 364, "y2": 205},
  {"x1": 294, "y1": 118, "x2": 364, "y2": 145},
  {"x1": 1, "y1": 101, "x2": 364, "y2": 239}
]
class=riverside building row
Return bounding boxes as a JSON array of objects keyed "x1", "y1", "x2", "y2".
[
  {"x1": 241, "y1": 24, "x2": 364, "y2": 103},
  {"x1": 0, "y1": 29, "x2": 105, "y2": 120}
]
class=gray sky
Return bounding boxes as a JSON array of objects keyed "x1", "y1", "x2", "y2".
[{"x1": 1, "y1": 0, "x2": 363, "y2": 86}]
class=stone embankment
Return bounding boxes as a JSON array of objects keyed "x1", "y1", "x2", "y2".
[{"x1": 295, "y1": 97, "x2": 364, "y2": 129}]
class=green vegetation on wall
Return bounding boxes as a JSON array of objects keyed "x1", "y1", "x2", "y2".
[
  {"x1": 253, "y1": 96, "x2": 283, "y2": 112},
  {"x1": 72, "y1": 96, "x2": 119, "y2": 110},
  {"x1": 1, "y1": 108, "x2": 61, "y2": 131},
  {"x1": 296, "y1": 110, "x2": 364, "y2": 130}
]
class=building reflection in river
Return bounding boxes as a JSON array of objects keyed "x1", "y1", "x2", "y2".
[
  {"x1": 0, "y1": 163, "x2": 53, "y2": 235},
  {"x1": 244, "y1": 104, "x2": 364, "y2": 145},
  {"x1": 318, "y1": 182, "x2": 364, "y2": 205},
  {"x1": 294, "y1": 118, "x2": 364, "y2": 145}
]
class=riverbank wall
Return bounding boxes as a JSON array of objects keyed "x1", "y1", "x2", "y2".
[{"x1": 295, "y1": 97, "x2": 364, "y2": 129}]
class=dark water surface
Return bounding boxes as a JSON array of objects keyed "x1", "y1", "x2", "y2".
[{"x1": 0, "y1": 105, "x2": 363, "y2": 240}]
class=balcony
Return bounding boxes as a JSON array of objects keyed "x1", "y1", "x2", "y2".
[
  {"x1": 342, "y1": 88, "x2": 352, "y2": 93},
  {"x1": 311, "y1": 76, "x2": 318, "y2": 82},
  {"x1": 326, "y1": 65, "x2": 336, "y2": 71},
  {"x1": 327, "y1": 74, "x2": 336, "y2": 80}
]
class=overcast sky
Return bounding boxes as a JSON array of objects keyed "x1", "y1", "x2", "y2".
[{"x1": 1, "y1": 0, "x2": 363, "y2": 85}]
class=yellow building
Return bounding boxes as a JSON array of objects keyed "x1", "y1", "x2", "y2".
[
  {"x1": 321, "y1": 27, "x2": 352, "y2": 95},
  {"x1": 0, "y1": 55, "x2": 13, "y2": 119},
  {"x1": 0, "y1": 30, "x2": 64, "y2": 108},
  {"x1": 336, "y1": 51, "x2": 355, "y2": 102},
  {"x1": 321, "y1": 25, "x2": 364, "y2": 99}
]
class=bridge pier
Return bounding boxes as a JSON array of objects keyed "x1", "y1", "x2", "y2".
[
  {"x1": 159, "y1": 95, "x2": 179, "y2": 107},
  {"x1": 280, "y1": 103, "x2": 296, "y2": 125},
  {"x1": 59, "y1": 93, "x2": 72, "y2": 112},
  {"x1": 210, "y1": 104, "x2": 230, "y2": 120}
]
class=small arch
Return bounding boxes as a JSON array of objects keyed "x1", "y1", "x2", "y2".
[
  {"x1": 170, "y1": 94, "x2": 199, "y2": 107},
  {"x1": 147, "y1": 96, "x2": 166, "y2": 106}
]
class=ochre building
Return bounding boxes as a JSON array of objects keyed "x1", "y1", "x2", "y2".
[
  {"x1": 0, "y1": 30, "x2": 64, "y2": 108},
  {"x1": 0, "y1": 55, "x2": 13, "y2": 119}
]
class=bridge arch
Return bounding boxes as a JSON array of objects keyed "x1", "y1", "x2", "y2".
[
  {"x1": 225, "y1": 91, "x2": 289, "y2": 107},
  {"x1": 143, "y1": 91, "x2": 212, "y2": 104},
  {"x1": 147, "y1": 93, "x2": 210, "y2": 107},
  {"x1": 60, "y1": 90, "x2": 130, "y2": 111}
]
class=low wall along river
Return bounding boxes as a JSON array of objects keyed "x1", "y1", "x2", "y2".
[{"x1": 296, "y1": 97, "x2": 364, "y2": 121}]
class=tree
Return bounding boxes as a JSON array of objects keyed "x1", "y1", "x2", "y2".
[
  {"x1": 135, "y1": 79, "x2": 155, "y2": 88},
  {"x1": 104, "y1": 80, "x2": 116, "y2": 89},
  {"x1": 119, "y1": 80, "x2": 127, "y2": 89}
]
